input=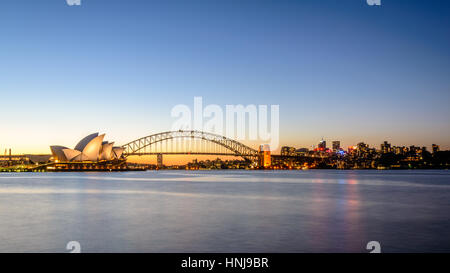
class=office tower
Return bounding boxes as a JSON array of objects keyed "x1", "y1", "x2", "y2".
[
  {"x1": 332, "y1": 141, "x2": 340, "y2": 152},
  {"x1": 380, "y1": 141, "x2": 391, "y2": 153},
  {"x1": 318, "y1": 140, "x2": 326, "y2": 151}
]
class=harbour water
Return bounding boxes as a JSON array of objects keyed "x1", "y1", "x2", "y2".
[{"x1": 0, "y1": 170, "x2": 449, "y2": 253}]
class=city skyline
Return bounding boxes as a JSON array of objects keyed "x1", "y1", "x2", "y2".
[
  {"x1": 1, "y1": 0, "x2": 449, "y2": 155},
  {"x1": 0, "y1": 129, "x2": 446, "y2": 166},
  {"x1": 2, "y1": 128, "x2": 447, "y2": 169}
]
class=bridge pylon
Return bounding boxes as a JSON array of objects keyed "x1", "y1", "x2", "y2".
[{"x1": 157, "y1": 153, "x2": 163, "y2": 168}]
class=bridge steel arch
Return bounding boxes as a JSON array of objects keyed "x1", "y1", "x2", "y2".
[{"x1": 121, "y1": 130, "x2": 259, "y2": 161}]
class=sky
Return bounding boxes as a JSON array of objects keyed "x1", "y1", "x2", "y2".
[{"x1": 0, "y1": 0, "x2": 449, "y2": 161}]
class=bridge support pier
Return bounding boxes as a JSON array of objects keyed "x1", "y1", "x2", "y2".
[{"x1": 157, "y1": 153, "x2": 163, "y2": 168}]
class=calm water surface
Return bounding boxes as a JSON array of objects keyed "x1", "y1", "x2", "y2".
[{"x1": 0, "y1": 170, "x2": 449, "y2": 252}]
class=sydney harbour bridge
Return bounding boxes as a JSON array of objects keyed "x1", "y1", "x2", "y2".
[{"x1": 121, "y1": 130, "x2": 260, "y2": 161}]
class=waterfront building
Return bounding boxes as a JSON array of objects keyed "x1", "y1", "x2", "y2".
[
  {"x1": 50, "y1": 133, "x2": 124, "y2": 162},
  {"x1": 281, "y1": 146, "x2": 296, "y2": 156},
  {"x1": 296, "y1": 148, "x2": 309, "y2": 156}
]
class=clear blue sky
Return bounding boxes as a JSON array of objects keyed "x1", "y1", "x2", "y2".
[{"x1": 0, "y1": 0, "x2": 449, "y2": 153}]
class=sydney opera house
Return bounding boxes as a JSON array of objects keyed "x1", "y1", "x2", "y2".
[{"x1": 48, "y1": 133, "x2": 126, "y2": 171}]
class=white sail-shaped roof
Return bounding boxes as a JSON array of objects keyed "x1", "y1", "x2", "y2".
[
  {"x1": 50, "y1": 146, "x2": 69, "y2": 161},
  {"x1": 100, "y1": 142, "x2": 114, "y2": 160},
  {"x1": 50, "y1": 133, "x2": 121, "y2": 162},
  {"x1": 81, "y1": 134, "x2": 105, "y2": 161},
  {"x1": 71, "y1": 154, "x2": 83, "y2": 161},
  {"x1": 62, "y1": 149, "x2": 82, "y2": 162},
  {"x1": 74, "y1": 133, "x2": 99, "y2": 152}
]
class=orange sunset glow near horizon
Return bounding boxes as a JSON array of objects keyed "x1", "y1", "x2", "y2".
[{"x1": 1, "y1": 127, "x2": 448, "y2": 165}]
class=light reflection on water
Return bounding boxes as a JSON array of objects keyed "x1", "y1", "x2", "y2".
[{"x1": 0, "y1": 170, "x2": 449, "y2": 253}]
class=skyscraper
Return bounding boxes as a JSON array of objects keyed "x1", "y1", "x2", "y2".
[
  {"x1": 318, "y1": 140, "x2": 326, "y2": 151},
  {"x1": 332, "y1": 141, "x2": 340, "y2": 152},
  {"x1": 381, "y1": 141, "x2": 391, "y2": 153}
]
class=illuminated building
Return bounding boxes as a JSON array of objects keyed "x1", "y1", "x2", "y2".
[
  {"x1": 281, "y1": 146, "x2": 296, "y2": 156},
  {"x1": 393, "y1": 146, "x2": 406, "y2": 155},
  {"x1": 296, "y1": 148, "x2": 309, "y2": 156},
  {"x1": 318, "y1": 139, "x2": 326, "y2": 151},
  {"x1": 409, "y1": 145, "x2": 419, "y2": 155},
  {"x1": 50, "y1": 133, "x2": 124, "y2": 162},
  {"x1": 258, "y1": 144, "x2": 271, "y2": 168},
  {"x1": 432, "y1": 144, "x2": 440, "y2": 154},
  {"x1": 332, "y1": 141, "x2": 340, "y2": 152},
  {"x1": 381, "y1": 141, "x2": 391, "y2": 153}
]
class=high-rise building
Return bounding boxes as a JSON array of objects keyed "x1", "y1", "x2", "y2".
[
  {"x1": 381, "y1": 141, "x2": 391, "y2": 153},
  {"x1": 332, "y1": 141, "x2": 340, "y2": 152},
  {"x1": 393, "y1": 146, "x2": 405, "y2": 155},
  {"x1": 432, "y1": 144, "x2": 440, "y2": 154},
  {"x1": 356, "y1": 142, "x2": 370, "y2": 157},
  {"x1": 318, "y1": 140, "x2": 326, "y2": 151},
  {"x1": 258, "y1": 144, "x2": 271, "y2": 168}
]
